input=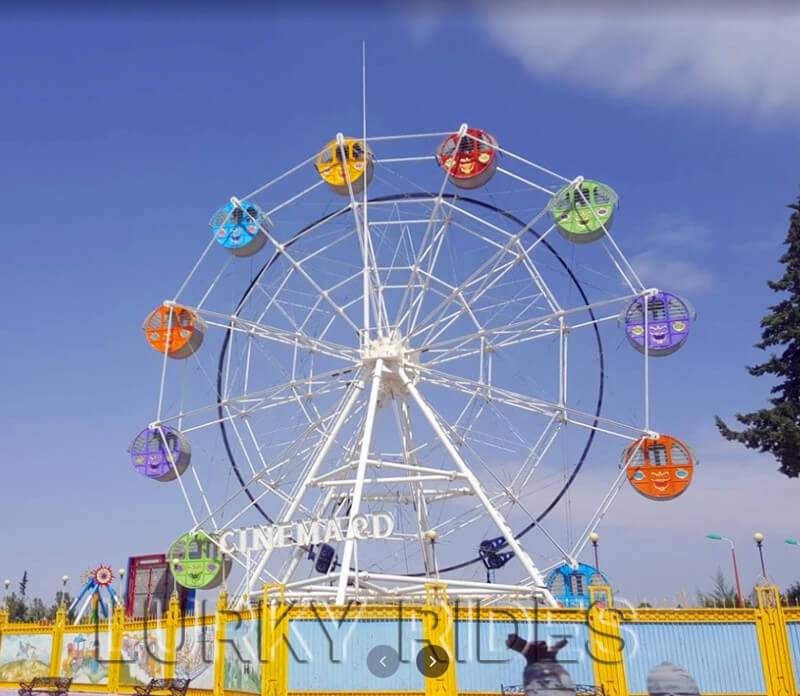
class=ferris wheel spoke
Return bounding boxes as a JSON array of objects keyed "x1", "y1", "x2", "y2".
[
  {"x1": 246, "y1": 374, "x2": 368, "y2": 592},
  {"x1": 407, "y1": 215, "x2": 556, "y2": 346},
  {"x1": 395, "y1": 214, "x2": 449, "y2": 334},
  {"x1": 194, "y1": 308, "x2": 359, "y2": 363},
  {"x1": 419, "y1": 290, "x2": 647, "y2": 368},
  {"x1": 195, "y1": 379, "x2": 367, "y2": 537},
  {"x1": 154, "y1": 366, "x2": 357, "y2": 433},
  {"x1": 416, "y1": 365, "x2": 647, "y2": 441},
  {"x1": 399, "y1": 367, "x2": 555, "y2": 602},
  {"x1": 561, "y1": 465, "x2": 629, "y2": 573},
  {"x1": 449, "y1": 417, "x2": 577, "y2": 566},
  {"x1": 251, "y1": 224, "x2": 362, "y2": 335}
]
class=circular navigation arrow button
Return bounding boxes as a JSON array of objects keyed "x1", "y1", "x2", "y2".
[
  {"x1": 416, "y1": 645, "x2": 450, "y2": 678},
  {"x1": 367, "y1": 644, "x2": 400, "y2": 678}
]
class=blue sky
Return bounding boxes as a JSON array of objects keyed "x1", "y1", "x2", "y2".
[{"x1": 2, "y1": 6, "x2": 800, "y2": 606}]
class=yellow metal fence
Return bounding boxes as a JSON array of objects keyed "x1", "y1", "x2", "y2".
[{"x1": 0, "y1": 585, "x2": 797, "y2": 696}]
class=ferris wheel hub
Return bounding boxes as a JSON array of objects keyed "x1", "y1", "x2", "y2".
[{"x1": 360, "y1": 331, "x2": 420, "y2": 397}]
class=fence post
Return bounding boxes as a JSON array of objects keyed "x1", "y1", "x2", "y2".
[
  {"x1": 754, "y1": 585, "x2": 796, "y2": 696},
  {"x1": 107, "y1": 602, "x2": 125, "y2": 693},
  {"x1": 214, "y1": 591, "x2": 228, "y2": 696},
  {"x1": 49, "y1": 605, "x2": 66, "y2": 678},
  {"x1": 165, "y1": 592, "x2": 181, "y2": 679},
  {"x1": 423, "y1": 584, "x2": 458, "y2": 696},
  {"x1": 0, "y1": 605, "x2": 7, "y2": 671},
  {"x1": 261, "y1": 584, "x2": 289, "y2": 696},
  {"x1": 586, "y1": 587, "x2": 627, "y2": 696}
]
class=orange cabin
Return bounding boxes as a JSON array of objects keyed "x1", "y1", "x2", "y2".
[
  {"x1": 143, "y1": 305, "x2": 205, "y2": 359},
  {"x1": 623, "y1": 434, "x2": 695, "y2": 501}
]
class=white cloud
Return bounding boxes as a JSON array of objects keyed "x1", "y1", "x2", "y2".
[
  {"x1": 631, "y1": 249, "x2": 714, "y2": 294},
  {"x1": 481, "y1": 6, "x2": 800, "y2": 120},
  {"x1": 625, "y1": 212, "x2": 715, "y2": 294}
]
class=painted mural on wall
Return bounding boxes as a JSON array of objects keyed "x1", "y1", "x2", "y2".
[
  {"x1": 0, "y1": 633, "x2": 53, "y2": 681},
  {"x1": 223, "y1": 618, "x2": 261, "y2": 694},
  {"x1": 60, "y1": 631, "x2": 110, "y2": 685},
  {"x1": 175, "y1": 623, "x2": 215, "y2": 690},
  {"x1": 118, "y1": 627, "x2": 166, "y2": 686}
]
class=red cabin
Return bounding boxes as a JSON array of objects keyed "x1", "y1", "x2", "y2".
[{"x1": 436, "y1": 128, "x2": 499, "y2": 189}]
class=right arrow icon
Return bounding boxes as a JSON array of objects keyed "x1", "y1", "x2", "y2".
[{"x1": 416, "y1": 645, "x2": 449, "y2": 678}]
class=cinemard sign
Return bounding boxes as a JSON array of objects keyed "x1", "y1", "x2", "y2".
[{"x1": 218, "y1": 512, "x2": 395, "y2": 554}]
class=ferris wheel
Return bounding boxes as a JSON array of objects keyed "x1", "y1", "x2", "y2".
[{"x1": 130, "y1": 125, "x2": 697, "y2": 606}]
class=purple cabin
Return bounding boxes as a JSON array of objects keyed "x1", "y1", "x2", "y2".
[
  {"x1": 623, "y1": 292, "x2": 693, "y2": 356},
  {"x1": 129, "y1": 426, "x2": 191, "y2": 482}
]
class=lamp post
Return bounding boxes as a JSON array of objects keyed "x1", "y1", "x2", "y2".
[
  {"x1": 753, "y1": 532, "x2": 767, "y2": 580},
  {"x1": 706, "y1": 533, "x2": 744, "y2": 607},
  {"x1": 60, "y1": 575, "x2": 68, "y2": 609},
  {"x1": 589, "y1": 532, "x2": 600, "y2": 570}
]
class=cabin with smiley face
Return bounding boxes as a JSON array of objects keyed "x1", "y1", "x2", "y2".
[
  {"x1": 623, "y1": 291, "x2": 694, "y2": 357},
  {"x1": 168, "y1": 532, "x2": 232, "y2": 590},
  {"x1": 436, "y1": 128, "x2": 499, "y2": 189},
  {"x1": 623, "y1": 434, "x2": 696, "y2": 501},
  {"x1": 316, "y1": 136, "x2": 374, "y2": 196},
  {"x1": 129, "y1": 426, "x2": 191, "y2": 482},
  {"x1": 143, "y1": 304, "x2": 206, "y2": 359}
]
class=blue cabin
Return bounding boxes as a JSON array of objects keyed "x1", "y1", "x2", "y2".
[{"x1": 545, "y1": 562, "x2": 609, "y2": 608}]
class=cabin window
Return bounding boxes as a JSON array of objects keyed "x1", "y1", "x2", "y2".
[
  {"x1": 627, "y1": 302, "x2": 644, "y2": 324},
  {"x1": 646, "y1": 299, "x2": 667, "y2": 321},
  {"x1": 575, "y1": 187, "x2": 592, "y2": 208},
  {"x1": 351, "y1": 142, "x2": 365, "y2": 160},
  {"x1": 568, "y1": 573, "x2": 585, "y2": 596},
  {"x1": 549, "y1": 573, "x2": 566, "y2": 596},
  {"x1": 668, "y1": 297, "x2": 690, "y2": 319},
  {"x1": 627, "y1": 445, "x2": 645, "y2": 467},
  {"x1": 173, "y1": 541, "x2": 186, "y2": 558},
  {"x1": 162, "y1": 432, "x2": 178, "y2": 453},
  {"x1": 671, "y1": 443, "x2": 690, "y2": 464},
  {"x1": 593, "y1": 186, "x2": 612, "y2": 205},
  {"x1": 319, "y1": 148, "x2": 333, "y2": 165},
  {"x1": 458, "y1": 136, "x2": 474, "y2": 154},
  {"x1": 553, "y1": 191, "x2": 572, "y2": 210},
  {"x1": 649, "y1": 444, "x2": 668, "y2": 466},
  {"x1": 189, "y1": 540, "x2": 202, "y2": 559}
]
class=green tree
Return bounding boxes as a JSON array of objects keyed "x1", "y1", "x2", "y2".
[
  {"x1": 716, "y1": 194, "x2": 800, "y2": 477},
  {"x1": 18, "y1": 570, "x2": 28, "y2": 600},
  {"x1": 697, "y1": 567, "x2": 739, "y2": 608},
  {"x1": 3, "y1": 584, "x2": 73, "y2": 623},
  {"x1": 786, "y1": 581, "x2": 800, "y2": 605}
]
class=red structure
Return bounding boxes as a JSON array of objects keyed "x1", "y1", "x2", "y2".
[{"x1": 124, "y1": 554, "x2": 192, "y2": 618}]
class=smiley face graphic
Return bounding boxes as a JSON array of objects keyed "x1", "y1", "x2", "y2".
[{"x1": 624, "y1": 435, "x2": 695, "y2": 501}]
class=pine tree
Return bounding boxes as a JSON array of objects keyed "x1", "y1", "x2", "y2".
[
  {"x1": 18, "y1": 570, "x2": 28, "y2": 600},
  {"x1": 715, "y1": 194, "x2": 800, "y2": 477}
]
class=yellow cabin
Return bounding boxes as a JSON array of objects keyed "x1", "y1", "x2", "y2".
[{"x1": 315, "y1": 136, "x2": 374, "y2": 196}]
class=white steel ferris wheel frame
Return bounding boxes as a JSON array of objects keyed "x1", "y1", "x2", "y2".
[{"x1": 149, "y1": 122, "x2": 664, "y2": 609}]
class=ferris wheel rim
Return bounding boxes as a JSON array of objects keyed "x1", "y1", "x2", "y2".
[{"x1": 212, "y1": 191, "x2": 605, "y2": 576}]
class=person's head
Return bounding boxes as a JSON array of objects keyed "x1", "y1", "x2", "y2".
[{"x1": 647, "y1": 662, "x2": 700, "y2": 696}]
